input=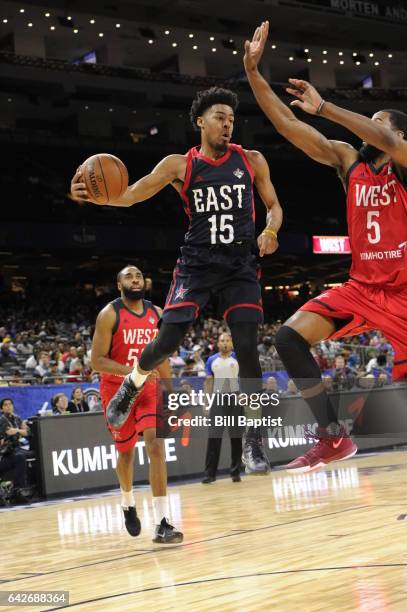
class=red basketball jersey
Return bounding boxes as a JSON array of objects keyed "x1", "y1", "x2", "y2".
[
  {"x1": 347, "y1": 160, "x2": 407, "y2": 287},
  {"x1": 100, "y1": 298, "x2": 160, "y2": 385}
]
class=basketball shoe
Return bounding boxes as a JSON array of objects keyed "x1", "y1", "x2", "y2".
[
  {"x1": 242, "y1": 428, "x2": 271, "y2": 474},
  {"x1": 285, "y1": 425, "x2": 357, "y2": 474},
  {"x1": 153, "y1": 518, "x2": 184, "y2": 544},
  {"x1": 122, "y1": 506, "x2": 141, "y2": 536},
  {"x1": 107, "y1": 373, "x2": 143, "y2": 429}
]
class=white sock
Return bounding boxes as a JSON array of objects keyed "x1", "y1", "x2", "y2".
[
  {"x1": 121, "y1": 488, "x2": 135, "y2": 509},
  {"x1": 152, "y1": 496, "x2": 170, "y2": 525},
  {"x1": 130, "y1": 361, "x2": 149, "y2": 389}
]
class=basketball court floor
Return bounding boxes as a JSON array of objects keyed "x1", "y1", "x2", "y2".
[{"x1": 2, "y1": 450, "x2": 407, "y2": 611}]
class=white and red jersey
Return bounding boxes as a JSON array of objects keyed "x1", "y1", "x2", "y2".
[
  {"x1": 100, "y1": 298, "x2": 160, "y2": 386},
  {"x1": 346, "y1": 160, "x2": 407, "y2": 287}
]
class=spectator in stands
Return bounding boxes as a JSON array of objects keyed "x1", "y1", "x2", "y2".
[
  {"x1": 68, "y1": 387, "x2": 89, "y2": 413},
  {"x1": 0, "y1": 398, "x2": 29, "y2": 504},
  {"x1": 179, "y1": 379, "x2": 193, "y2": 395},
  {"x1": 322, "y1": 375, "x2": 334, "y2": 392},
  {"x1": 16, "y1": 333, "x2": 33, "y2": 355},
  {"x1": 376, "y1": 372, "x2": 390, "y2": 387},
  {"x1": 280, "y1": 379, "x2": 299, "y2": 397},
  {"x1": 366, "y1": 352, "x2": 388, "y2": 374},
  {"x1": 34, "y1": 351, "x2": 52, "y2": 381},
  {"x1": 0, "y1": 341, "x2": 18, "y2": 367},
  {"x1": 332, "y1": 355, "x2": 356, "y2": 391},
  {"x1": 312, "y1": 347, "x2": 329, "y2": 371},
  {"x1": 52, "y1": 393, "x2": 69, "y2": 415},
  {"x1": 264, "y1": 375, "x2": 279, "y2": 393},
  {"x1": 191, "y1": 346, "x2": 206, "y2": 377},
  {"x1": 61, "y1": 346, "x2": 78, "y2": 372},
  {"x1": 357, "y1": 373, "x2": 376, "y2": 389},
  {"x1": 181, "y1": 357, "x2": 198, "y2": 377},
  {"x1": 67, "y1": 358, "x2": 85, "y2": 382},
  {"x1": 169, "y1": 351, "x2": 186, "y2": 377}
]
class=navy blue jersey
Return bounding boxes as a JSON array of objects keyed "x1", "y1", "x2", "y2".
[{"x1": 180, "y1": 144, "x2": 255, "y2": 246}]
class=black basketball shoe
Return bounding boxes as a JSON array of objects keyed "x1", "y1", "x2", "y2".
[
  {"x1": 122, "y1": 506, "x2": 141, "y2": 537},
  {"x1": 152, "y1": 518, "x2": 184, "y2": 544},
  {"x1": 242, "y1": 428, "x2": 271, "y2": 474},
  {"x1": 107, "y1": 374, "x2": 143, "y2": 429}
]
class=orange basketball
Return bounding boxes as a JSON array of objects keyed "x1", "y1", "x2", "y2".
[{"x1": 81, "y1": 153, "x2": 128, "y2": 204}]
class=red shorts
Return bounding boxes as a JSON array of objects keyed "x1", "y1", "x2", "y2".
[
  {"x1": 100, "y1": 379, "x2": 163, "y2": 453},
  {"x1": 300, "y1": 279, "x2": 407, "y2": 381}
]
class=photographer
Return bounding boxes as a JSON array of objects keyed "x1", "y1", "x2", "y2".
[{"x1": 0, "y1": 398, "x2": 29, "y2": 504}]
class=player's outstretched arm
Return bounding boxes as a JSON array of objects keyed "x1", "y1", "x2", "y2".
[
  {"x1": 71, "y1": 154, "x2": 186, "y2": 205},
  {"x1": 243, "y1": 21, "x2": 356, "y2": 172},
  {"x1": 91, "y1": 306, "x2": 133, "y2": 376},
  {"x1": 287, "y1": 78, "x2": 407, "y2": 167}
]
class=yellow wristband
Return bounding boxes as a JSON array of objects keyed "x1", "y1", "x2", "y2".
[{"x1": 262, "y1": 228, "x2": 277, "y2": 239}]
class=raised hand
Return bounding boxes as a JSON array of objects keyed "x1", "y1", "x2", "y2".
[
  {"x1": 69, "y1": 166, "x2": 92, "y2": 202},
  {"x1": 244, "y1": 21, "x2": 269, "y2": 72},
  {"x1": 286, "y1": 78, "x2": 324, "y2": 115}
]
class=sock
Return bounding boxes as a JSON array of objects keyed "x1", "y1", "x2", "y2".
[
  {"x1": 152, "y1": 496, "x2": 170, "y2": 525},
  {"x1": 121, "y1": 488, "x2": 135, "y2": 509},
  {"x1": 275, "y1": 325, "x2": 338, "y2": 428},
  {"x1": 130, "y1": 363, "x2": 149, "y2": 389}
]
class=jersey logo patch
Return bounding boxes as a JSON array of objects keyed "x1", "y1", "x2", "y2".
[
  {"x1": 233, "y1": 168, "x2": 244, "y2": 179},
  {"x1": 148, "y1": 316, "x2": 156, "y2": 324},
  {"x1": 175, "y1": 284, "x2": 188, "y2": 300}
]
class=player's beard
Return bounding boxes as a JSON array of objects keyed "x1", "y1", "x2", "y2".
[
  {"x1": 358, "y1": 143, "x2": 384, "y2": 163},
  {"x1": 123, "y1": 287, "x2": 145, "y2": 300}
]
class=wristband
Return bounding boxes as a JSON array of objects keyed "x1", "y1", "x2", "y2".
[
  {"x1": 316, "y1": 99, "x2": 326, "y2": 115},
  {"x1": 262, "y1": 228, "x2": 278, "y2": 239}
]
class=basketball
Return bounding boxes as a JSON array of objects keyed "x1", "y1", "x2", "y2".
[{"x1": 81, "y1": 153, "x2": 128, "y2": 204}]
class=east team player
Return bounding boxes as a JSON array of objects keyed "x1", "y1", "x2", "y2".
[
  {"x1": 244, "y1": 22, "x2": 407, "y2": 472},
  {"x1": 72, "y1": 87, "x2": 283, "y2": 473},
  {"x1": 91, "y1": 265, "x2": 183, "y2": 543}
]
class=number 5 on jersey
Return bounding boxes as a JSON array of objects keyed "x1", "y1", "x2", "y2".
[
  {"x1": 367, "y1": 210, "x2": 380, "y2": 244},
  {"x1": 126, "y1": 348, "x2": 140, "y2": 367}
]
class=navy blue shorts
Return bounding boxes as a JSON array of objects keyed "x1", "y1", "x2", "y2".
[{"x1": 162, "y1": 243, "x2": 263, "y2": 325}]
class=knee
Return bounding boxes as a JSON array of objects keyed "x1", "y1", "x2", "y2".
[
  {"x1": 275, "y1": 325, "x2": 306, "y2": 354},
  {"x1": 117, "y1": 449, "x2": 134, "y2": 465},
  {"x1": 146, "y1": 437, "x2": 164, "y2": 460}
]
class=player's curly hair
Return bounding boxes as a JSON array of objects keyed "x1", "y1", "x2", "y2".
[
  {"x1": 190, "y1": 87, "x2": 239, "y2": 131},
  {"x1": 381, "y1": 109, "x2": 407, "y2": 139}
]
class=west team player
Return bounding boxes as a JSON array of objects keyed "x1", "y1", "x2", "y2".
[
  {"x1": 244, "y1": 21, "x2": 407, "y2": 472},
  {"x1": 91, "y1": 265, "x2": 183, "y2": 543},
  {"x1": 72, "y1": 87, "x2": 283, "y2": 474}
]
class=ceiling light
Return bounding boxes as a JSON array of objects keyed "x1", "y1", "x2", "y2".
[
  {"x1": 193, "y1": 45, "x2": 198, "y2": 50},
  {"x1": 98, "y1": 32, "x2": 103, "y2": 37},
  {"x1": 188, "y1": 33, "x2": 194, "y2": 38},
  {"x1": 338, "y1": 51, "x2": 343, "y2": 56},
  {"x1": 172, "y1": 42, "x2": 177, "y2": 47},
  {"x1": 45, "y1": 12, "x2": 50, "y2": 17},
  {"x1": 271, "y1": 44, "x2": 276, "y2": 49},
  {"x1": 67, "y1": 16, "x2": 72, "y2": 20},
  {"x1": 7, "y1": 97, "x2": 12, "y2": 102},
  {"x1": 209, "y1": 36, "x2": 215, "y2": 41},
  {"x1": 339, "y1": 59, "x2": 344, "y2": 64},
  {"x1": 307, "y1": 58, "x2": 312, "y2": 62},
  {"x1": 84, "y1": 105, "x2": 89, "y2": 110},
  {"x1": 19, "y1": 8, "x2": 25, "y2": 13},
  {"x1": 212, "y1": 47, "x2": 216, "y2": 52},
  {"x1": 322, "y1": 50, "x2": 328, "y2": 54},
  {"x1": 304, "y1": 48, "x2": 309, "y2": 53},
  {"x1": 388, "y1": 53, "x2": 393, "y2": 58},
  {"x1": 322, "y1": 59, "x2": 327, "y2": 64},
  {"x1": 2, "y1": 18, "x2": 7, "y2": 23},
  {"x1": 374, "y1": 61, "x2": 380, "y2": 65},
  {"x1": 369, "y1": 52, "x2": 374, "y2": 57},
  {"x1": 116, "y1": 23, "x2": 120, "y2": 28},
  {"x1": 232, "y1": 50, "x2": 238, "y2": 55},
  {"x1": 356, "y1": 61, "x2": 360, "y2": 65},
  {"x1": 108, "y1": 108, "x2": 113, "y2": 112},
  {"x1": 289, "y1": 56, "x2": 294, "y2": 61},
  {"x1": 50, "y1": 25, "x2": 55, "y2": 30},
  {"x1": 27, "y1": 22, "x2": 32, "y2": 27},
  {"x1": 352, "y1": 52, "x2": 357, "y2": 57},
  {"x1": 90, "y1": 19, "x2": 95, "y2": 24},
  {"x1": 73, "y1": 29, "x2": 78, "y2": 33},
  {"x1": 164, "y1": 30, "x2": 170, "y2": 35}
]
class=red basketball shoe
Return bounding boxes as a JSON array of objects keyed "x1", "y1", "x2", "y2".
[{"x1": 285, "y1": 426, "x2": 357, "y2": 474}]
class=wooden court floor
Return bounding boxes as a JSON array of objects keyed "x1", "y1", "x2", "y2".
[{"x1": 2, "y1": 450, "x2": 407, "y2": 611}]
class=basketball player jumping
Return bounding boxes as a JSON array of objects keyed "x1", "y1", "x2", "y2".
[
  {"x1": 91, "y1": 265, "x2": 183, "y2": 543},
  {"x1": 72, "y1": 87, "x2": 283, "y2": 474},
  {"x1": 244, "y1": 21, "x2": 407, "y2": 473}
]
